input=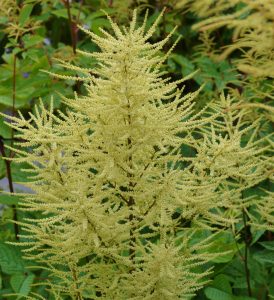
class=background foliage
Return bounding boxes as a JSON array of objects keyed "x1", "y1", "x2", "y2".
[{"x1": 0, "y1": 0, "x2": 273, "y2": 299}]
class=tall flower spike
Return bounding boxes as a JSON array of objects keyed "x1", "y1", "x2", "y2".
[{"x1": 2, "y1": 10, "x2": 215, "y2": 299}]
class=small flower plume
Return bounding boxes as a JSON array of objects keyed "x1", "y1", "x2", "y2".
[
  {"x1": 1, "y1": 9, "x2": 217, "y2": 299},
  {"x1": 175, "y1": 0, "x2": 274, "y2": 79},
  {"x1": 188, "y1": 94, "x2": 272, "y2": 230},
  {"x1": 253, "y1": 190, "x2": 274, "y2": 231}
]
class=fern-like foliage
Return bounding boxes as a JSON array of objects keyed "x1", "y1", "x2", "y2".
[{"x1": 1, "y1": 10, "x2": 218, "y2": 299}]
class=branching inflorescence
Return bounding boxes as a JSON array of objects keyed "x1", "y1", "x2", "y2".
[{"x1": 1, "y1": 9, "x2": 272, "y2": 300}]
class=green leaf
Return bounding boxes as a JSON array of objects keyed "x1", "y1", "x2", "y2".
[
  {"x1": 195, "y1": 56, "x2": 219, "y2": 78},
  {"x1": 200, "y1": 231, "x2": 240, "y2": 263},
  {"x1": 0, "y1": 16, "x2": 8, "y2": 23},
  {"x1": 248, "y1": 254, "x2": 266, "y2": 285},
  {"x1": 0, "y1": 96, "x2": 13, "y2": 107},
  {"x1": 10, "y1": 273, "x2": 25, "y2": 293},
  {"x1": 0, "y1": 288, "x2": 14, "y2": 297},
  {"x1": 205, "y1": 287, "x2": 256, "y2": 300},
  {"x1": 170, "y1": 54, "x2": 195, "y2": 76},
  {"x1": 233, "y1": 297, "x2": 257, "y2": 300},
  {"x1": 232, "y1": 277, "x2": 248, "y2": 289},
  {"x1": 89, "y1": 18, "x2": 112, "y2": 35},
  {"x1": 212, "y1": 274, "x2": 232, "y2": 294},
  {"x1": 0, "y1": 68, "x2": 13, "y2": 82},
  {"x1": 269, "y1": 274, "x2": 274, "y2": 298},
  {"x1": 253, "y1": 250, "x2": 274, "y2": 265},
  {"x1": 88, "y1": 10, "x2": 111, "y2": 20},
  {"x1": 0, "y1": 157, "x2": 6, "y2": 180},
  {"x1": 11, "y1": 162, "x2": 32, "y2": 183},
  {"x1": 19, "y1": 4, "x2": 34, "y2": 26},
  {"x1": 24, "y1": 0, "x2": 39, "y2": 3},
  {"x1": 0, "y1": 116, "x2": 12, "y2": 139},
  {"x1": 0, "y1": 194, "x2": 22, "y2": 205},
  {"x1": 22, "y1": 34, "x2": 44, "y2": 49},
  {"x1": 0, "y1": 242, "x2": 25, "y2": 274},
  {"x1": 205, "y1": 287, "x2": 233, "y2": 300},
  {"x1": 17, "y1": 273, "x2": 35, "y2": 299},
  {"x1": 251, "y1": 227, "x2": 265, "y2": 245},
  {"x1": 0, "y1": 272, "x2": 2, "y2": 290},
  {"x1": 51, "y1": 8, "x2": 80, "y2": 19},
  {"x1": 10, "y1": 272, "x2": 35, "y2": 299},
  {"x1": 259, "y1": 241, "x2": 274, "y2": 250},
  {"x1": 0, "y1": 85, "x2": 35, "y2": 108}
]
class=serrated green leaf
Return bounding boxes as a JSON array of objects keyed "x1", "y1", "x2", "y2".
[
  {"x1": 233, "y1": 297, "x2": 256, "y2": 300},
  {"x1": 205, "y1": 287, "x2": 233, "y2": 300},
  {"x1": 10, "y1": 273, "x2": 25, "y2": 293},
  {"x1": 212, "y1": 274, "x2": 232, "y2": 294},
  {"x1": 251, "y1": 227, "x2": 265, "y2": 245},
  {"x1": 0, "y1": 194, "x2": 22, "y2": 205},
  {"x1": 0, "y1": 158, "x2": 6, "y2": 180},
  {"x1": 269, "y1": 274, "x2": 274, "y2": 298},
  {"x1": 51, "y1": 8, "x2": 79, "y2": 19},
  {"x1": 170, "y1": 54, "x2": 195, "y2": 76},
  {"x1": 0, "y1": 85, "x2": 35, "y2": 108},
  {"x1": 249, "y1": 253, "x2": 268, "y2": 285},
  {"x1": 11, "y1": 162, "x2": 32, "y2": 183},
  {"x1": 195, "y1": 57, "x2": 219, "y2": 78},
  {"x1": 88, "y1": 10, "x2": 111, "y2": 20},
  {"x1": 205, "y1": 287, "x2": 256, "y2": 300},
  {"x1": 0, "y1": 116, "x2": 12, "y2": 139},
  {"x1": 19, "y1": 4, "x2": 34, "y2": 26},
  {"x1": 259, "y1": 241, "x2": 274, "y2": 250},
  {"x1": 0, "y1": 95, "x2": 13, "y2": 106},
  {"x1": 90, "y1": 18, "x2": 112, "y2": 35},
  {"x1": 199, "y1": 231, "x2": 240, "y2": 263},
  {"x1": 253, "y1": 250, "x2": 274, "y2": 265},
  {"x1": 16, "y1": 273, "x2": 35, "y2": 299},
  {"x1": 0, "y1": 242, "x2": 25, "y2": 274},
  {"x1": 22, "y1": 34, "x2": 44, "y2": 49},
  {"x1": 0, "y1": 288, "x2": 14, "y2": 297},
  {"x1": 232, "y1": 277, "x2": 248, "y2": 289}
]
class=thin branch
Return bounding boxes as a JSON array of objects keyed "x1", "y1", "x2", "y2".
[
  {"x1": 0, "y1": 139, "x2": 19, "y2": 240},
  {"x1": 10, "y1": 54, "x2": 17, "y2": 157},
  {"x1": 224, "y1": 102, "x2": 274, "y2": 114},
  {"x1": 242, "y1": 209, "x2": 252, "y2": 297},
  {"x1": 71, "y1": 267, "x2": 83, "y2": 300},
  {"x1": 76, "y1": 0, "x2": 84, "y2": 24},
  {"x1": 65, "y1": 0, "x2": 77, "y2": 55}
]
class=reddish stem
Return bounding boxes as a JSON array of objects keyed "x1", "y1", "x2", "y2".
[
  {"x1": 0, "y1": 139, "x2": 19, "y2": 240},
  {"x1": 65, "y1": 0, "x2": 77, "y2": 54}
]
